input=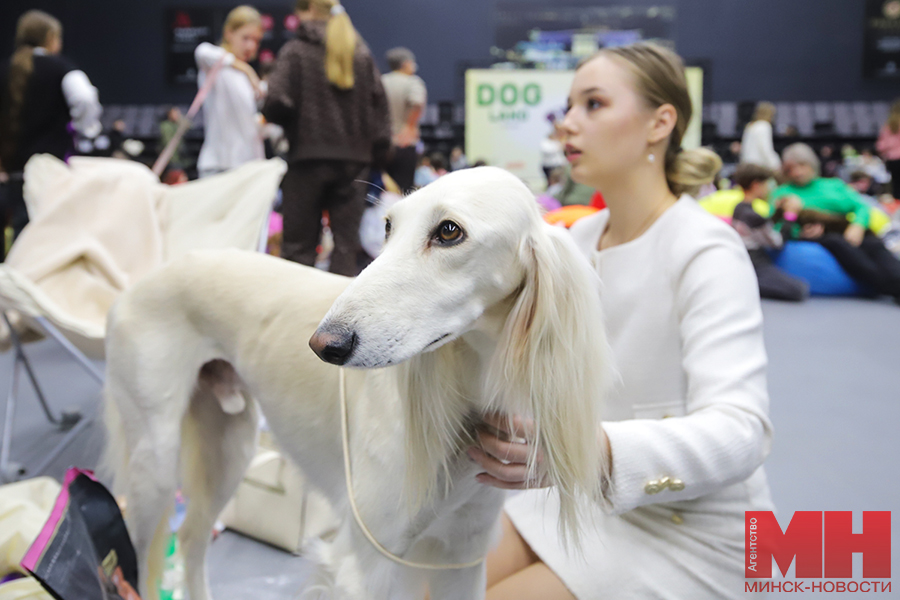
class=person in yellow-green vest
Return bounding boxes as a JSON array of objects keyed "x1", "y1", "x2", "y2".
[{"x1": 772, "y1": 143, "x2": 900, "y2": 303}]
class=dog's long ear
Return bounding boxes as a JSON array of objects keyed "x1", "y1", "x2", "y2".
[{"x1": 486, "y1": 224, "x2": 609, "y2": 546}]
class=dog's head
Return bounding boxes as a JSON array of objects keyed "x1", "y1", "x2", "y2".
[
  {"x1": 311, "y1": 167, "x2": 608, "y2": 545},
  {"x1": 310, "y1": 167, "x2": 538, "y2": 368}
]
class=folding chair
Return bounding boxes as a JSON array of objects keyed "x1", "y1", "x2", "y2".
[{"x1": 0, "y1": 154, "x2": 286, "y2": 482}]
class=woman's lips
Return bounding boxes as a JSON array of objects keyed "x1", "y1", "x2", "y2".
[{"x1": 565, "y1": 144, "x2": 582, "y2": 163}]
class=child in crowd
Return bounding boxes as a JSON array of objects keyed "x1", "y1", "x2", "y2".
[
  {"x1": 730, "y1": 164, "x2": 809, "y2": 301},
  {"x1": 430, "y1": 152, "x2": 448, "y2": 176},
  {"x1": 414, "y1": 154, "x2": 437, "y2": 187},
  {"x1": 449, "y1": 146, "x2": 468, "y2": 171},
  {"x1": 848, "y1": 171, "x2": 876, "y2": 199}
]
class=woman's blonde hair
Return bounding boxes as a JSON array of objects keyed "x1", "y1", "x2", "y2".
[
  {"x1": 753, "y1": 101, "x2": 776, "y2": 123},
  {"x1": 222, "y1": 5, "x2": 262, "y2": 43},
  {"x1": 1, "y1": 10, "x2": 62, "y2": 166},
  {"x1": 586, "y1": 42, "x2": 721, "y2": 196},
  {"x1": 888, "y1": 99, "x2": 900, "y2": 134},
  {"x1": 296, "y1": 0, "x2": 357, "y2": 89}
]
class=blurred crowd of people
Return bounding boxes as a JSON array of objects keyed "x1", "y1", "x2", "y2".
[
  {"x1": 2, "y1": 7, "x2": 899, "y2": 302},
  {"x1": 0, "y1": 3, "x2": 486, "y2": 276},
  {"x1": 703, "y1": 102, "x2": 900, "y2": 304}
]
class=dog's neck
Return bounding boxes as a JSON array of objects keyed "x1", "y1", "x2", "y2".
[{"x1": 461, "y1": 293, "x2": 516, "y2": 363}]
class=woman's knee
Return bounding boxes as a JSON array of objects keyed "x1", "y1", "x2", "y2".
[
  {"x1": 485, "y1": 513, "x2": 540, "y2": 589},
  {"x1": 486, "y1": 561, "x2": 576, "y2": 600}
]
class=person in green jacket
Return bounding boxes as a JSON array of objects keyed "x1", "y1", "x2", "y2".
[{"x1": 773, "y1": 142, "x2": 900, "y2": 302}]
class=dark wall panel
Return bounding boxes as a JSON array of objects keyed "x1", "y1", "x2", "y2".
[{"x1": 0, "y1": 0, "x2": 898, "y2": 105}]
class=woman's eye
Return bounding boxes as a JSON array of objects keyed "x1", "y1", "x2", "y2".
[
  {"x1": 587, "y1": 98, "x2": 603, "y2": 111},
  {"x1": 435, "y1": 220, "x2": 463, "y2": 244}
]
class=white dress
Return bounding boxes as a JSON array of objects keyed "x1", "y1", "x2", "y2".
[
  {"x1": 505, "y1": 196, "x2": 774, "y2": 599},
  {"x1": 195, "y1": 42, "x2": 265, "y2": 175}
]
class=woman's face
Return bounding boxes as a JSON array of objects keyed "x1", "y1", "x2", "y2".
[
  {"x1": 783, "y1": 160, "x2": 816, "y2": 186},
  {"x1": 561, "y1": 55, "x2": 664, "y2": 188},
  {"x1": 225, "y1": 23, "x2": 263, "y2": 62}
]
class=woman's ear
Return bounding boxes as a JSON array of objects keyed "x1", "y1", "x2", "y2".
[{"x1": 648, "y1": 103, "x2": 678, "y2": 146}]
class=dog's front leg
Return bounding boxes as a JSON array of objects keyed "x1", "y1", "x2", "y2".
[{"x1": 427, "y1": 564, "x2": 486, "y2": 600}]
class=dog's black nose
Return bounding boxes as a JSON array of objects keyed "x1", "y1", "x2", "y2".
[{"x1": 309, "y1": 329, "x2": 357, "y2": 365}]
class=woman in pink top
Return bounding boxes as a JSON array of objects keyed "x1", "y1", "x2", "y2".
[{"x1": 876, "y1": 99, "x2": 900, "y2": 192}]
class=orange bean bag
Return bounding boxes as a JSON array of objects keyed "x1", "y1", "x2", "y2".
[{"x1": 543, "y1": 205, "x2": 599, "y2": 228}]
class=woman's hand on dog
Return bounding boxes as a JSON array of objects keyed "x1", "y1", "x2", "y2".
[
  {"x1": 468, "y1": 413, "x2": 552, "y2": 490},
  {"x1": 470, "y1": 413, "x2": 613, "y2": 490}
]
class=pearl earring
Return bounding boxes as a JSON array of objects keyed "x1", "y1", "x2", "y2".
[{"x1": 647, "y1": 153, "x2": 656, "y2": 163}]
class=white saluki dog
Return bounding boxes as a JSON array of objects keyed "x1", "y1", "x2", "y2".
[{"x1": 103, "y1": 167, "x2": 608, "y2": 600}]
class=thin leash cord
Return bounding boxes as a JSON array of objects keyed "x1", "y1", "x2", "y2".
[{"x1": 338, "y1": 368, "x2": 485, "y2": 570}]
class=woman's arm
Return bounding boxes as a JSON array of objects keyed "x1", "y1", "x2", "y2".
[
  {"x1": 261, "y1": 44, "x2": 297, "y2": 128},
  {"x1": 600, "y1": 238, "x2": 772, "y2": 512},
  {"x1": 61, "y1": 70, "x2": 102, "y2": 138},
  {"x1": 471, "y1": 232, "x2": 773, "y2": 514},
  {"x1": 195, "y1": 41, "x2": 234, "y2": 71}
]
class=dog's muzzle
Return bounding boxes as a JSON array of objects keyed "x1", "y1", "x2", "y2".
[{"x1": 309, "y1": 327, "x2": 358, "y2": 365}]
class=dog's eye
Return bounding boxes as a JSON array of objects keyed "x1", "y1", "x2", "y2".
[
  {"x1": 385, "y1": 219, "x2": 391, "y2": 240},
  {"x1": 436, "y1": 221, "x2": 463, "y2": 245}
]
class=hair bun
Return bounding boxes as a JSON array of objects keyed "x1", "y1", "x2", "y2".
[{"x1": 666, "y1": 147, "x2": 722, "y2": 196}]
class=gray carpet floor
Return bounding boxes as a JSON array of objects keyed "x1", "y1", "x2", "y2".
[{"x1": 1, "y1": 296, "x2": 898, "y2": 598}]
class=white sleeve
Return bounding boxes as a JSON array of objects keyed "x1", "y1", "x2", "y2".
[
  {"x1": 759, "y1": 122, "x2": 781, "y2": 170},
  {"x1": 61, "y1": 70, "x2": 102, "y2": 138},
  {"x1": 408, "y1": 76, "x2": 427, "y2": 107},
  {"x1": 601, "y1": 233, "x2": 773, "y2": 514},
  {"x1": 195, "y1": 42, "x2": 235, "y2": 71}
]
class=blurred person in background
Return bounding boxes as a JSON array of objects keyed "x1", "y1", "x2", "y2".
[
  {"x1": 0, "y1": 10, "x2": 102, "y2": 244},
  {"x1": 263, "y1": 0, "x2": 390, "y2": 276},
  {"x1": 774, "y1": 143, "x2": 900, "y2": 303},
  {"x1": 740, "y1": 101, "x2": 780, "y2": 171},
  {"x1": 158, "y1": 106, "x2": 187, "y2": 170},
  {"x1": 730, "y1": 164, "x2": 808, "y2": 301},
  {"x1": 194, "y1": 5, "x2": 265, "y2": 178},
  {"x1": 540, "y1": 119, "x2": 567, "y2": 188},
  {"x1": 414, "y1": 153, "x2": 437, "y2": 187},
  {"x1": 876, "y1": 99, "x2": 900, "y2": 194},
  {"x1": 449, "y1": 145, "x2": 468, "y2": 171},
  {"x1": 430, "y1": 151, "x2": 448, "y2": 176},
  {"x1": 382, "y1": 46, "x2": 426, "y2": 193},
  {"x1": 819, "y1": 144, "x2": 841, "y2": 179}
]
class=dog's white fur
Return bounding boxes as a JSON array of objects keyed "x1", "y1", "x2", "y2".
[{"x1": 102, "y1": 167, "x2": 608, "y2": 600}]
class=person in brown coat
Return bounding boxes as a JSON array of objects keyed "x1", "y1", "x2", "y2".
[{"x1": 263, "y1": 0, "x2": 391, "y2": 276}]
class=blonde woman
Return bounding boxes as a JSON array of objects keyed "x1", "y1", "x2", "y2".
[
  {"x1": 470, "y1": 43, "x2": 774, "y2": 599},
  {"x1": 876, "y1": 99, "x2": 900, "y2": 190},
  {"x1": 262, "y1": 0, "x2": 391, "y2": 276},
  {"x1": 0, "y1": 10, "x2": 101, "y2": 240},
  {"x1": 740, "y1": 101, "x2": 781, "y2": 170},
  {"x1": 194, "y1": 5, "x2": 264, "y2": 177}
]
